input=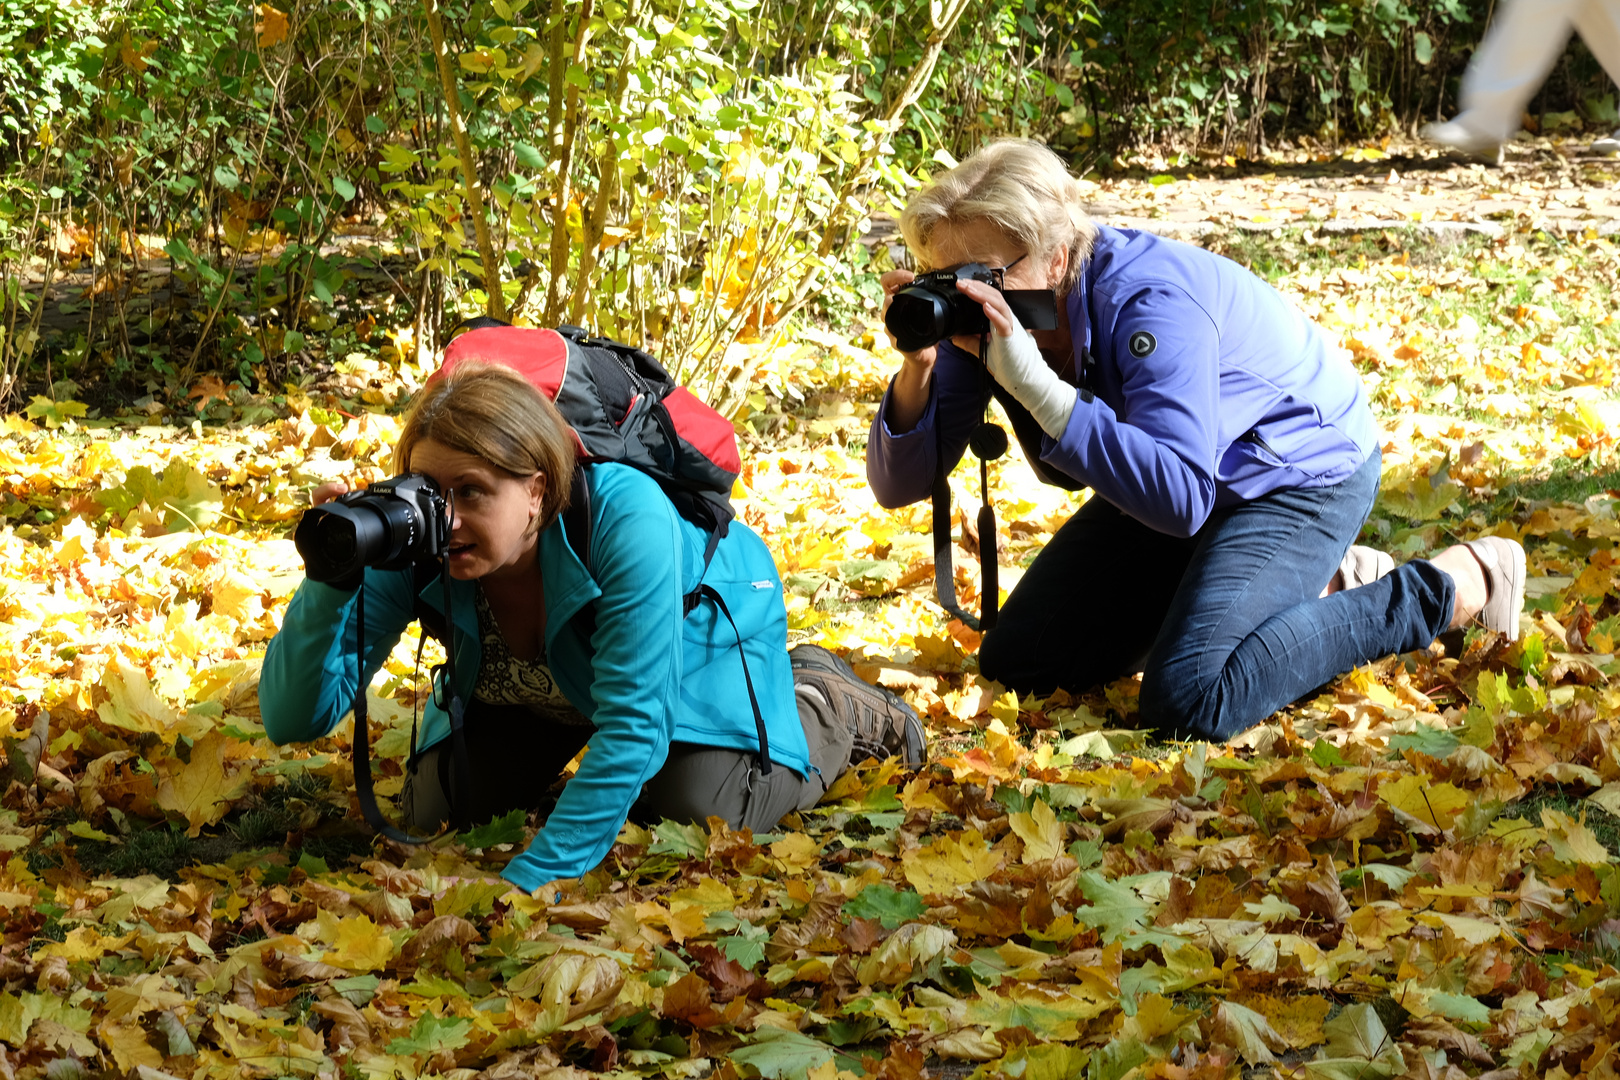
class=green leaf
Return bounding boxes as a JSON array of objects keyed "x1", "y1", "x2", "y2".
[
  {"x1": 435, "y1": 878, "x2": 510, "y2": 918},
  {"x1": 94, "y1": 462, "x2": 223, "y2": 532},
  {"x1": 1423, "y1": 990, "x2": 1490, "y2": 1023},
  {"x1": 731, "y1": 1028, "x2": 835, "y2": 1080},
  {"x1": 164, "y1": 237, "x2": 198, "y2": 266},
  {"x1": 1090, "y1": 1037, "x2": 1152, "y2": 1080},
  {"x1": 331, "y1": 974, "x2": 379, "y2": 1006},
  {"x1": 66, "y1": 821, "x2": 112, "y2": 842},
  {"x1": 649, "y1": 819, "x2": 708, "y2": 858},
  {"x1": 400, "y1": 974, "x2": 471, "y2": 998},
  {"x1": 155, "y1": 1009, "x2": 195, "y2": 1056},
  {"x1": 1072, "y1": 871, "x2": 1158, "y2": 943},
  {"x1": 332, "y1": 176, "x2": 356, "y2": 201},
  {"x1": 1388, "y1": 724, "x2": 1459, "y2": 759},
  {"x1": 297, "y1": 851, "x2": 329, "y2": 876},
  {"x1": 514, "y1": 141, "x2": 545, "y2": 169},
  {"x1": 1310, "y1": 738, "x2": 1349, "y2": 767},
  {"x1": 843, "y1": 883, "x2": 927, "y2": 929},
  {"x1": 460, "y1": 808, "x2": 526, "y2": 849},
  {"x1": 1359, "y1": 863, "x2": 1416, "y2": 891},
  {"x1": 23, "y1": 395, "x2": 88, "y2": 428},
  {"x1": 385, "y1": 1013, "x2": 472, "y2": 1056},
  {"x1": 1312, "y1": 1002, "x2": 1404, "y2": 1078},
  {"x1": 212, "y1": 164, "x2": 240, "y2": 190},
  {"x1": 719, "y1": 928, "x2": 767, "y2": 969},
  {"x1": 1413, "y1": 31, "x2": 1433, "y2": 64}
]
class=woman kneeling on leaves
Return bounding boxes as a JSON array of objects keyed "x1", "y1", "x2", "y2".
[
  {"x1": 263, "y1": 362, "x2": 924, "y2": 893},
  {"x1": 867, "y1": 139, "x2": 1527, "y2": 743}
]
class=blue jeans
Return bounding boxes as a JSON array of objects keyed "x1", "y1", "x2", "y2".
[{"x1": 978, "y1": 449, "x2": 1455, "y2": 741}]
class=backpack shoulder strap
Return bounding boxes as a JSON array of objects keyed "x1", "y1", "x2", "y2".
[{"x1": 564, "y1": 466, "x2": 593, "y2": 572}]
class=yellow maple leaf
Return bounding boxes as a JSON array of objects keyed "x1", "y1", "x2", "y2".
[
  {"x1": 1233, "y1": 992, "x2": 1332, "y2": 1049},
  {"x1": 1009, "y1": 799, "x2": 1063, "y2": 863},
  {"x1": 1540, "y1": 808, "x2": 1612, "y2": 865},
  {"x1": 669, "y1": 876, "x2": 736, "y2": 915},
  {"x1": 154, "y1": 731, "x2": 252, "y2": 836},
  {"x1": 98, "y1": 1018, "x2": 164, "y2": 1073},
  {"x1": 1122, "y1": 992, "x2": 1200, "y2": 1047},
  {"x1": 33, "y1": 926, "x2": 134, "y2": 963},
  {"x1": 96, "y1": 656, "x2": 181, "y2": 736},
  {"x1": 769, "y1": 832, "x2": 822, "y2": 871},
  {"x1": 1346, "y1": 901, "x2": 1411, "y2": 947},
  {"x1": 901, "y1": 829, "x2": 1002, "y2": 895},
  {"x1": 319, "y1": 911, "x2": 397, "y2": 971},
  {"x1": 103, "y1": 973, "x2": 188, "y2": 1020},
  {"x1": 255, "y1": 3, "x2": 289, "y2": 47},
  {"x1": 1377, "y1": 773, "x2": 1468, "y2": 829}
]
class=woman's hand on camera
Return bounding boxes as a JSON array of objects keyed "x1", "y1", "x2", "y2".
[
  {"x1": 311, "y1": 481, "x2": 351, "y2": 507},
  {"x1": 954, "y1": 278, "x2": 1020, "y2": 340}
]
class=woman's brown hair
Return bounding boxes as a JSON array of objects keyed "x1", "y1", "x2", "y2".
[{"x1": 393, "y1": 362, "x2": 577, "y2": 531}]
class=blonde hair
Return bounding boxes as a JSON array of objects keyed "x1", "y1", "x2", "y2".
[
  {"x1": 900, "y1": 138, "x2": 1098, "y2": 296},
  {"x1": 394, "y1": 362, "x2": 576, "y2": 531}
]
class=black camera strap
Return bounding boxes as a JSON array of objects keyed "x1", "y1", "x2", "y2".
[
  {"x1": 931, "y1": 332, "x2": 1004, "y2": 632},
  {"x1": 351, "y1": 586, "x2": 422, "y2": 844},
  {"x1": 352, "y1": 550, "x2": 467, "y2": 847}
]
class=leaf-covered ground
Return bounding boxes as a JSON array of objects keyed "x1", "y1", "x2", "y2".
[{"x1": 4, "y1": 150, "x2": 1620, "y2": 1079}]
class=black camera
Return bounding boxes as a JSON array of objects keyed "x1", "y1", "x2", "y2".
[
  {"x1": 885, "y1": 262, "x2": 1059, "y2": 353},
  {"x1": 294, "y1": 473, "x2": 449, "y2": 584}
]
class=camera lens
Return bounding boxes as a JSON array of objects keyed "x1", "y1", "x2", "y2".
[
  {"x1": 295, "y1": 502, "x2": 387, "y2": 582},
  {"x1": 886, "y1": 286, "x2": 953, "y2": 353}
]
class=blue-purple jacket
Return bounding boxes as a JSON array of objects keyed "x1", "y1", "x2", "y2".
[{"x1": 867, "y1": 225, "x2": 1378, "y2": 538}]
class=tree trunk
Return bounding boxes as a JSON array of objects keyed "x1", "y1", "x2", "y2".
[{"x1": 424, "y1": 0, "x2": 507, "y2": 320}]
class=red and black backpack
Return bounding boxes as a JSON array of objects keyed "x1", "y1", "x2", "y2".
[{"x1": 437, "y1": 320, "x2": 741, "y2": 540}]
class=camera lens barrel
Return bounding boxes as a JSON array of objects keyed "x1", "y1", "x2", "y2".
[
  {"x1": 886, "y1": 288, "x2": 954, "y2": 353},
  {"x1": 295, "y1": 502, "x2": 388, "y2": 583},
  {"x1": 293, "y1": 474, "x2": 448, "y2": 584}
]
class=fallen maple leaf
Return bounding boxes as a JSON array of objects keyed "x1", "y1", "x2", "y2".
[
  {"x1": 154, "y1": 731, "x2": 252, "y2": 835},
  {"x1": 188, "y1": 375, "x2": 229, "y2": 409}
]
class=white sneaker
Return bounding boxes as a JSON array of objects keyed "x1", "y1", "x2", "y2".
[
  {"x1": 1422, "y1": 119, "x2": 1503, "y2": 162},
  {"x1": 1591, "y1": 130, "x2": 1620, "y2": 156}
]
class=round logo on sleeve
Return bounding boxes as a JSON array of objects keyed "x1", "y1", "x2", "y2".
[{"x1": 1128, "y1": 331, "x2": 1157, "y2": 358}]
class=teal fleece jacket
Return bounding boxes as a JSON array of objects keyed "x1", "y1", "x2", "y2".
[{"x1": 260, "y1": 463, "x2": 810, "y2": 892}]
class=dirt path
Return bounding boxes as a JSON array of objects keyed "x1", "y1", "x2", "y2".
[
  {"x1": 866, "y1": 136, "x2": 1620, "y2": 249},
  {"x1": 1082, "y1": 137, "x2": 1620, "y2": 240}
]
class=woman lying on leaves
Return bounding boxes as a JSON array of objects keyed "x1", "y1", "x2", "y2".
[
  {"x1": 867, "y1": 139, "x2": 1527, "y2": 743},
  {"x1": 263, "y1": 362, "x2": 924, "y2": 894}
]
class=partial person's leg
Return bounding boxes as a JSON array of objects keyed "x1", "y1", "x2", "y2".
[
  {"x1": 1456, "y1": 0, "x2": 1584, "y2": 141},
  {"x1": 1572, "y1": 0, "x2": 1620, "y2": 83},
  {"x1": 1573, "y1": 0, "x2": 1620, "y2": 153},
  {"x1": 403, "y1": 703, "x2": 594, "y2": 829},
  {"x1": 978, "y1": 495, "x2": 1199, "y2": 695},
  {"x1": 402, "y1": 746, "x2": 451, "y2": 828},
  {"x1": 639, "y1": 675, "x2": 859, "y2": 831},
  {"x1": 1139, "y1": 452, "x2": 1455, "y2": 742}
]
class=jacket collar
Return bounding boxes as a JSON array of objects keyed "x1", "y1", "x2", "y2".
[
  {"x1": 409, "y1": 511, "x2": 601, "y2": 648},
  {"x1": 1067, "y1": 258, "x2": 1095, "y2": 360}
]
